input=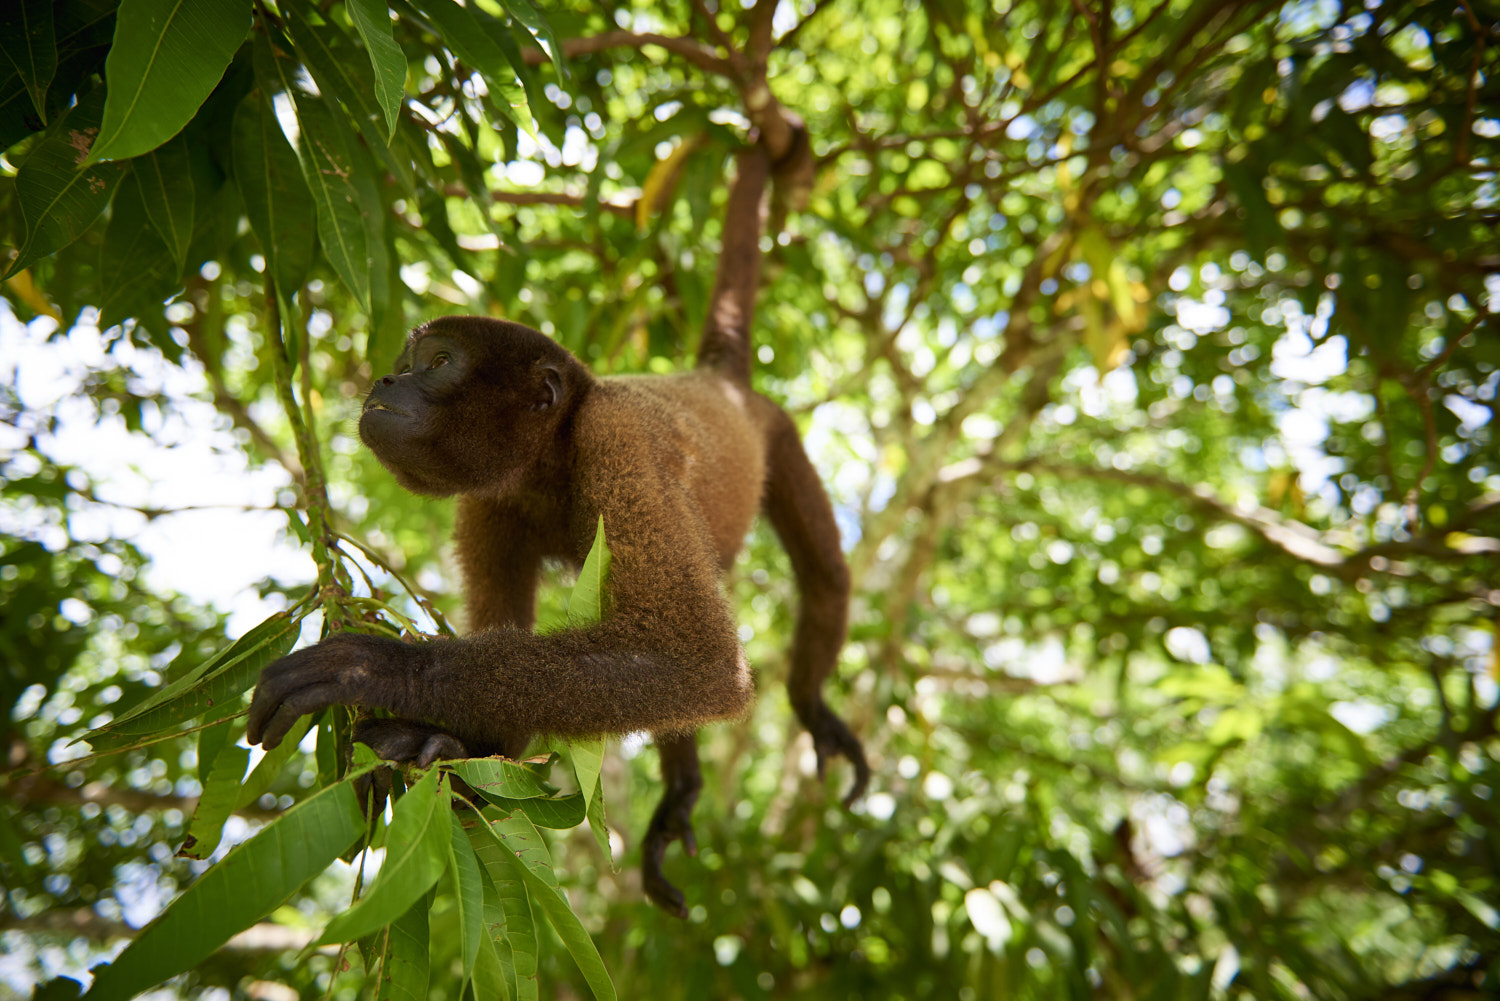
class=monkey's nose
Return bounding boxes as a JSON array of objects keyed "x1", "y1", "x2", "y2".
[{"x1": 380, "y1": 375, "x2": 396, "y2": 386}]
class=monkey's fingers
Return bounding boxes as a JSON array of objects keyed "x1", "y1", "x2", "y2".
[{"x1": 253, "y1": 682, "x2": 345, "y2": 749}]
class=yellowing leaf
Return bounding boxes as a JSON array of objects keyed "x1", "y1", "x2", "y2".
[{"x1": 637, "y1": 136, "x2": 701, "y2": 232}]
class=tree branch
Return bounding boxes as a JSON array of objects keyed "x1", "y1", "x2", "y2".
[{"x1": 520, "y1": 31, "x2": 734, "y2": 76}]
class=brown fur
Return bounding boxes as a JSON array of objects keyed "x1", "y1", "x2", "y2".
[{"x1": 247, "y1": 314, "x2": 866, "y2": 914}]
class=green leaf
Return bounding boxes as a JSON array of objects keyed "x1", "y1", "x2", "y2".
[
  {"x1": 97, "y1": 172, "x2": 182, "y2": 331},
  {"x1": 409, "y1": 0, "x2": 535, "y2": 136},
  {"x1": 88, "y1": 0, "x2": 251, "y2": 164},
  {"x1": 474, "y1": 808, "x2": 617, "y2": 1001},
  {"x1": 566, "y1": 738, "x2": 612, "y2": 864},
  {"x1": 133, "y1": 135, "x2": 194, "y2": 268},
  {"x1": 447, "y1": 758, "x2": 557, "y2": 801},
  {"x1": 235, "y1": 715, "x2": 314, "y2": 810},
  {"x1": 6, "y1": 88, "x2": 125, "y2": 278},
  {"x1": 346, "y1": 0, "x2": 407, "y2": 142},
  {"x1": 567, "y1": 516, "x2": 611, "y2": 626},
  {"x1": 497, "y1": 0, "x2": 566, "y2": 80},
  {"x1": 293, "y1": 92, "x2": 372, "y2": 312},
  {"x1": 196, "y1": 718, "x2": 234, "y2": 784},
  {"x1": 231, "y1": 91, "x2": 315, "y2": 294},
  {"x1": 319, "y1": 768, "x2": 449, "y2": 944},
  {"x1": 376, "y1": 892, "x2": 432, "y2": 1001},
  {"x1": 81, "y1": 778, "x2": 366, "y2": 1001},
  {"x1": 83, "y1": 611, "x2": 300, "y2": 750},
  {"x1": 0, "y1": 0, "x2": 57, "y2": 122},
  {"x1": 486, "y1": 792, "x2": 586, "y2": 829},
  {"x1": 468, "y1": 819, "x2": 536, "y2": 1001},
  {"x1": 285, "y1": 11, "x2": 413, "y2": 189},
  {"x1": 447, "y1": 811, "x2": 486, "y2": 989},
  {"x1": 1221, "y1": 158, "x2": 1282, "y2": 261},
  {"x1": 180, "y1": 741, "x2": 249, "y2": 860}
]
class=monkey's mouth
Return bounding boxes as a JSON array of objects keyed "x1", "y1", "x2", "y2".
[{"x1": 362, "y1": 400, "x2": 407, "y2": 416}]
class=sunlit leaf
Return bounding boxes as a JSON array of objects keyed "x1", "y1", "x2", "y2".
[
  {"x1": 318, "y1": 767, "x2": 449, "y2": 944},
  {"x1": 89, "y1": 0, "x2": 251, "y2": 163},
  {"x1": 345, "y1": 0, "x2": 407, "y2": 142},
  {"x1": 179, "y1": 741, "x2": 248, "y2": 860},
  {"x1": 81, "y1": 778, "x2": 366, "y2": 1001}
]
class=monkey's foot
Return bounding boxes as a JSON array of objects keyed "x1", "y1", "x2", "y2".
[
  {"x1": 798, "y1": 699, "x2": 870, "y2": 807},
  {"x1": 354, "y1": 717, "x2": 469, "y2": 769},
  {"x1": 642, "y1": 794, "x2": 699, "y2": 918}
]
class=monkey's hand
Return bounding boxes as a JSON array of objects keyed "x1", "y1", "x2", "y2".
[
  {"x1": 796, "y1": 699, "x2": 870, "y2": 807},
  {"x1": 642, "y1": 787, "x2": 699, "y2": 919},
  {"x1": 248, "y1": 632, "x2": 432, "y2": 750}
]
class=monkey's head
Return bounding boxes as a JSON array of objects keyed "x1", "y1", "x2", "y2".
[{"x1": 358, "y1": 316, "x2": 593, "y2": 497}]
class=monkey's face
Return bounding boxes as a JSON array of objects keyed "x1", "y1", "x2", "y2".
[{"x1": 358, "y1": 317, "x2": 585, "y2": 497}]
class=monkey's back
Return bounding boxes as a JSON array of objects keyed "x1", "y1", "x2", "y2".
[{"x1": 581, "y1": 371, "x2": 769, "y2": 567}]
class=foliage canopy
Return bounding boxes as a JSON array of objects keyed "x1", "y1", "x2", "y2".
[{"x1": 1, "y1": 0, "x2": 1498, "y2": 998}]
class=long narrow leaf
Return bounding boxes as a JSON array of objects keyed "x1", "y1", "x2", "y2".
[
  {"x1": 180, "y1": 742, "x2": 249, "y2": 860},
  {"x1": 376, "y1": 891, "x2": 432, "y2": 1001},
  {"x1": 84, "y1": 613, "x2": 300, "y2": 750},
  {"x1": 81, "y1": 778, "x2": 367, "y2": 1001},
  {"x1": 293, "y1": 92, "x2": 371, "y2": 313},
  {"x1": 134, "y1": 135, "x2": 194, "y2": 267},
  {"x1": 468, "y1": 820, "x2": 536, "y2": 1001},
  {"x1": 346, "y1": 0, "x2": 406, "y2": 141},
  {"x1": 319, "y1": 768, "x2": 449, "y2": 944},
  {"x1": 474, "y1": 808, "x2": 617, "y2": 1001},
  {"x1": 0, "y1": 0, "x2": 57, "y2": 121},
  {"x1": 447, "y1": 812, "x2": 485, "y2": 989},
  {"x1": 231, "y1": 91, "x2": 314, "y2": 294}
]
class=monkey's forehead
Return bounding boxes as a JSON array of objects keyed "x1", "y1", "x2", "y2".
[{"x1": 406, "y1": 315, "x2": 548, "y2": 346}]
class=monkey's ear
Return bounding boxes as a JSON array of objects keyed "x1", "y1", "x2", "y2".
[{"x1": 535, "y1": 364, "x2": 565, "y2": 410}]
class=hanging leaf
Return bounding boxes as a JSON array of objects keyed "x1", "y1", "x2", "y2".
[
  {"x1": 80, "y1": 778, "x2": 367, "y2": 1001},
  {"x1": 284, "y1": 11, "x2": 413, "y2": 189},
  {"x1": 231, "y1": 90, "x2": 315, "y2": 297},
  {"x1": 88, "y1": 0, "x2": 251, "y2": 164},
  {"x1": 293, "y1": 92, "x2": 372, "y2": 313},
  {"x1": 0, "y1": 0, "x2": 57, "y2": 122},
  {"x1": 376, "y1": 892, "x2": 432, "y2": 1001},
  {"x1": 6, "y1": 88, "x2": 124, "y2": 278},
  {"x1": 97, "y1": 172, "x2": 182, "y2": 333},
  {"x1": 318, "y1": 768, "x2": 450, "y2": 944},
  {"x1": 497, "y1": 0, "x2": 566, "y2": 80},
  {"x1": 82, "y1": 611, "x2": 300, "y2": 750},
  {"x1": 346, "y1": 0, "x2": 407, "y2": 142},
  {"x1": 133, "y1": 135, "x2": 195, "y2": 268},
  {"x1": 409, "y1": 0, "x2": 536, "y2": 137},
  {"x1": 446, "y1": 811, "x2": 486, "y2": 990},
  {"x1": 473, "y1": 808, "x2": 617, "y2": 1001},
  {"x1": 467, "y1": 819, "x2": 537, "y2": 1001},
  {"x1": 179, "y1": 741, "x2": 249, "y2": 860}
]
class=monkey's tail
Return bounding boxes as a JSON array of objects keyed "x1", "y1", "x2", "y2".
[{"x1": 695, "y1": 145, "x2": 772, "y2": 387}]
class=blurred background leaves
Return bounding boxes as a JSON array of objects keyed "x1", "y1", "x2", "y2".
[{"x1": 2, "y1": 0, "x2": 1498, "y2": 997}]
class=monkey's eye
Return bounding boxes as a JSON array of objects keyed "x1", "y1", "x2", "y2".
[{"x1": 431, "y1": 353, "x2": 450, "y2": 369}]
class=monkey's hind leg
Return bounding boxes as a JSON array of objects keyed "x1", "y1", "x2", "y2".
[
  {"x1": 642, "y1": 730, "x2": 703, "y2": 918},
  {"x1": 764, "y1": 414, "x2": 869, "y2": 805}
]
